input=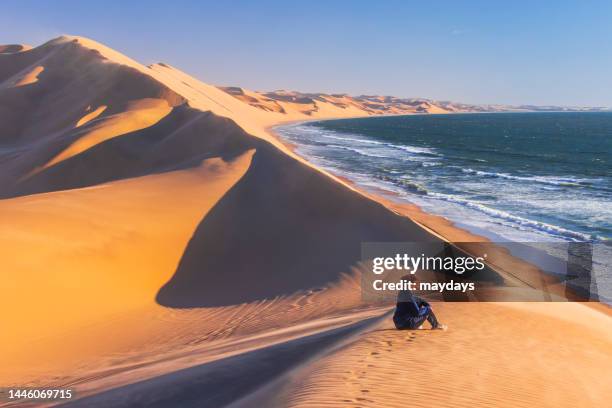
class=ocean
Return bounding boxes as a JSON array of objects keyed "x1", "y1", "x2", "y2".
[{"x1": 275, "y1": 112, "x2": 612, "y2": 301}]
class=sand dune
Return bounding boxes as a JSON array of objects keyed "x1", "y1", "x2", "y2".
[
  {"x1": 249, "y1": 303, "x2": 612, "y2": 408},
  {"x1": 75, "y1": 105, "x2": 107, "y2": 127},
  {"x1": 1, "y1": 151, "x2": 254, "y2": 382},
  {"x1": 157, "y1": 142, "x2": 437, "y2": 308},
  {"x1": 0, "y1": 35, "x2": 610, "y2": 408},
  {"x1": 11, "y1": 65, "x2": 44, "y2": 87},
  {"x1": 58, "y1": 310, "x2": 387, "y2": 408},
  {"x1": 40, "y1": 98, "x2": 171, "y2": 169},
  {"x1": 0, "y1": 44, "x2": 31, "y2": 54},
  {"x1": 0, "y1": 35, "x2": 441, "y2": 388}
]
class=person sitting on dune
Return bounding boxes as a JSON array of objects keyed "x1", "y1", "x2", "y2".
[{"x1": 393, "y1": 278, "x2": 447, "y2": 330}]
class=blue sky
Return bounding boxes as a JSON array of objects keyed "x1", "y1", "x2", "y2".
[{"x1": 2, "y1": 0, "x2": 611, "y2": 106}]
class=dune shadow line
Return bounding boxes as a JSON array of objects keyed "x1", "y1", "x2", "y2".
[
  {"x1": 59, "y1": 315, "x2": 382, "y2": 408},
  {"x1": 156, "y1": 143, "x2": 436, "y2": 308}
]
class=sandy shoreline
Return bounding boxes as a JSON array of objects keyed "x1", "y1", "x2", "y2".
[
  {"x1": 266, "y1": 122, "x2": 603, "y2": 304},
  {"x1": 266, "y1": 120, "x2": 490, "y2": 244}
]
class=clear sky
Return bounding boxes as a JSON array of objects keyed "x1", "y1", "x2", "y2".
[{"x1": 2, "y1": 0, "x2": 611, "y2": 106}]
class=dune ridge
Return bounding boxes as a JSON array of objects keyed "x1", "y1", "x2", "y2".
[
  {"x1": 0, "y1": 36, "x2": 610, "y2": 408},
  {"x1": 0, "y1": 44, "x2": 32, "y2": 54},
  {"x1": 0, "y1": 35, "x2": 442, "y2": 386}
]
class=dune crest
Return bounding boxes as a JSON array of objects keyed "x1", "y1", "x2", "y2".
[
  {"x1": 76, "y1": 105, "x2": 108, "y2": 127},
  {"x1": 0, "y1": 44, "x2": 31, "y2": 54},
  {"x1": 42, "y1": 98, "x2": 172, "y2": 169},
  {"x1": 1, "y1": 151, "x2": 255, "y2": 382},
  {"x1": 0, "y1": 35, "x2": 445, "y2": 387},
  {"x1": 12, "y1": 65, "x2": 45, "y2": 87}
]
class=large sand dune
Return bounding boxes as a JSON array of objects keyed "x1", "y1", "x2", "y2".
[
  {"x1": 239, "y1": 303, "x2": 611, "y2": 408},
  {"x1": 0, "y1": 36, "x2": 610, "y2": 407}
]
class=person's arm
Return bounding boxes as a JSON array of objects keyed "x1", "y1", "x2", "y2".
[
  {"x1": 414, "y1": 296, "x2": 430, "y2": 308},
  {"x1": 411, "y1": 298, "x2": 424, "y2": 315},
  {"x1": 415, "y1": 297, "x2": 430, "y2": 316}
]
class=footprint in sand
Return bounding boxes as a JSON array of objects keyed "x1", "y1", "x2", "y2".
[{"x1": 356, "y1": 397, "x2": 374, "y2": 402}]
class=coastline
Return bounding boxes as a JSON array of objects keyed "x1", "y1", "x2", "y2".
[
  {"x1": 266, "y1": 119, "x2": 605, "y2": 303},
  {"x1": 266, "y1": 117, "x2": 489, "y2": 243}
]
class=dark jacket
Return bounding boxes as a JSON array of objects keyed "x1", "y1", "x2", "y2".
[{"x1": 393, "y1": 289, "x2": 430, "y2": 329}]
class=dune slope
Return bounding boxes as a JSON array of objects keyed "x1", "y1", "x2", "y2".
[
  {"x1": 246, "y1": 303, "x2": 612, "y2": 408},
  {"x1": 0, "y1": 36, "x2": 446, "y2": 389},
  {"x1": 157, "y1": 142, "x2": 436, "y2": 307}
]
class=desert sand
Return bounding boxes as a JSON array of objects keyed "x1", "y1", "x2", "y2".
[{"x1": 0, "y1": 36, "x2": 610, "y2": 408}]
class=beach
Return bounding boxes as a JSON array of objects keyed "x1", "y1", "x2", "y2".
[{"x1": 1, "y1": 36, "x2": 611, "y2": 407}]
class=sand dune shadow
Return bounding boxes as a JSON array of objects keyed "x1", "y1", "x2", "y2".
[{"x1": 156, "y1": 144, "x2": 437, "y2": 308}]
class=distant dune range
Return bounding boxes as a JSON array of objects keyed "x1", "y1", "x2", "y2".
[{"x1": 0, "y1": 37, "x2": 610, "y2": 407}]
